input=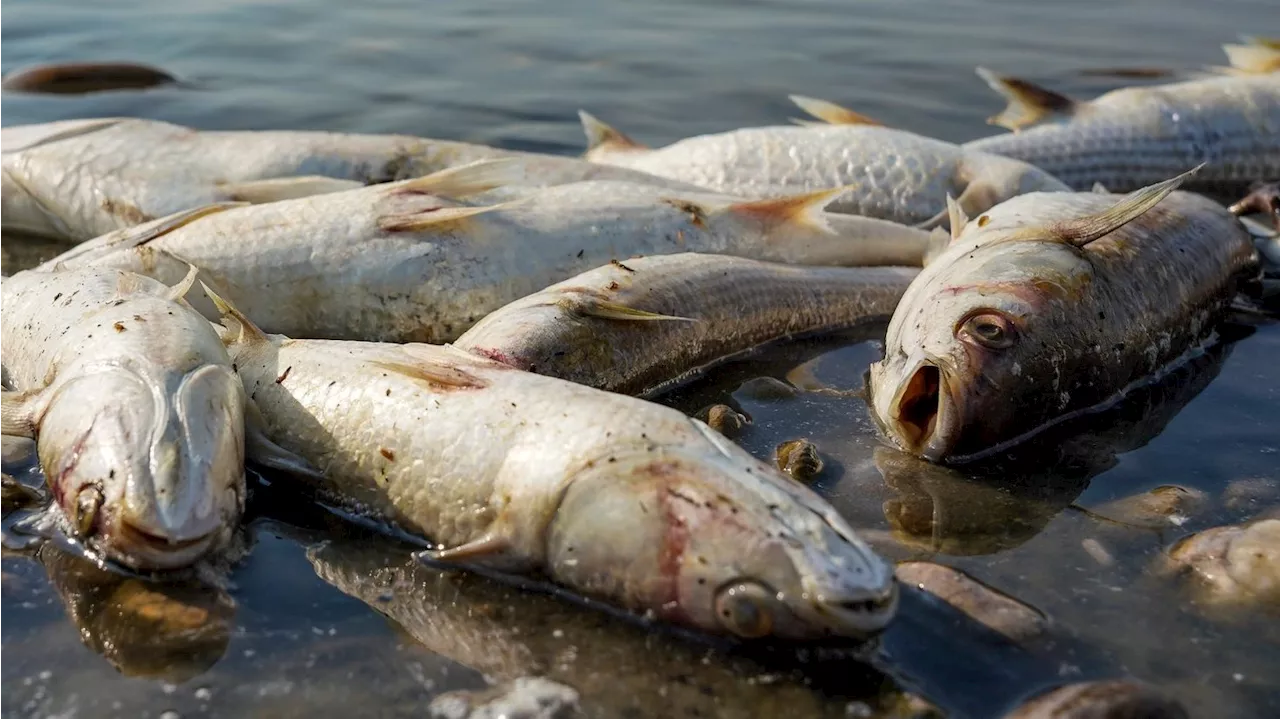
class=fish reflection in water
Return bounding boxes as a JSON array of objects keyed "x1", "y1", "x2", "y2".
[
  {"x1": 305, "y1": 537, "x2": 909, "y2": 719},
  {"x1": 21, "y1": 543, "x2": 235, "y2": 682},
  {"x1": 874, "y1": 333, "x2": 1240, "y2": 557}
]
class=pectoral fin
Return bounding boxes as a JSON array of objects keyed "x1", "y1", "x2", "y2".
[
  {"x1": 975, "y1": 67, "x2": 1079, "y2": 131},
  {"x1": 1, "y1": 390, "x2": 40, "y2": 438},
  {"x1": 719, "y1": 185, "x2": 852, "y2": 235},
  {"x1": 946, "y1": 194, "x2": 969, "y2": 241},
  {"x1": 393, "y1": 159, "x2": 525, "y2": 199},
  {"x1": 218, "y1": 176, "x2": 363, "y2": 203},
  {"x1": 570, "y1": 297, "x2": 695, "y2": 322},
  {"x1": 788, "y1": 95, "x2": 884, "y2": 126},
  {"x1": 1037, "y1": 166, "x2": 1201, "y2": 248},
  {"x1": 579, "y1": 110, "x2": 647, "y2": 158},
  {"x1": 418, "y1": 533, "x2": 511, "y2": 564},
  {"x1": 377, "y1": 203, "x2": 512, "y2": 233},
  {"x1": 164, "y1": 264, "x2": 201, "y2": 302},
  {"x1": 244, "y1": 403, "x2": 325, "y2": 480}
]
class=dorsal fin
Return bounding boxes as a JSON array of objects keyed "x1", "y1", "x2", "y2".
[
  {"x1": 202, "y1": 281, "x2": 270, "y2": 346},
  {"x1": 1221, "y1": 43, "x2": 1280, "y2": 74},
  {"x1": 975, "y1": 67, "x2": 1079, "y2": 131},
  {"x1": 578, "y1": 110, "x2": 647, "y2": 158},
  {"x1": 787, "y1": 95, "x2": 885, "y2": 126},
  {"x1": 945, "y1": 194, "x2": 969, "y2": 240},
  {"x1": 716, "y1": 186, "x2": 852, "y2": 235},
  {"x1": 1242, "y1": 35, "x2": 1280, "y2": 50},
  {"x1": 1091, "y1": 182, "x2": 1111, "y2": 194},
  {"x1": 393, "y1": 159, "x2": 525, "y2": 199},
  {"x1": 1036, "y1": 166, "x2": 1200, "y2": 248}
]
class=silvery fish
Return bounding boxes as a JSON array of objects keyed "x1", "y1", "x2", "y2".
[
  {"x1": 46, "y1": 160, "x2": 934, "y2": 343},
  {"x1": 963, "y1": 50, "x2": 1280, "y2": 195},
  {"x1": 0, "y1": 117, "x2": 708, "y2": 242},
  {"x1": 1, "y1": 267, "x2": 246, "y2": 569},
  {"x1": 456, "y1": 252, "x2": 918, "y2": 396},
  {"x1": 868, "y1": 169, "x2": 1258, "y2": 463},
  {"x1": 578, "y1": 100, "x2": 1069, "y2": 226},
  {"x1": 209, "y1": 290, "x2": 898, "y2": 640}
]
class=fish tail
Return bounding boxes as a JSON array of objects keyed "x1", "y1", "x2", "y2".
[{"x1": 974, "y1": 67, "x2": 1079, "y2": 131}]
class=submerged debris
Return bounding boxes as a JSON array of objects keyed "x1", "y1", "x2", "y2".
[
  {"x1": 774, "y1": 439, "x2": 825, "y2": 483},
  {"x1": 1087, "y1": 485, "x2": 1208, "y2": 529},
  {"x1": 895, "y1": 561, "x2": 1049, "y2": 641},
  {"x1": 427, "y1": 677, "x2": 581, "y2": 719},
  {"x1": 735, "y1": 376, "x2": 799, "y2": 401},
  {"x1": 2, "y1": 473, "x2": 42, "y2": 516},
  {"x1": 1004, "y1": 679, "x2": 1188, "y2": 718}
]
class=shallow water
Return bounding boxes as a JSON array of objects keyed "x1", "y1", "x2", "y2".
[{"x1": 2, "y1": 1, "x2": 1279, "y2": 717}]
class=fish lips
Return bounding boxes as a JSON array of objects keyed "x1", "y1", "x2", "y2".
[{"x1": 872, "y1": 352, "x2": 965, "y2": 463}]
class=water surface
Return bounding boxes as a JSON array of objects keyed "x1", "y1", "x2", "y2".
[{"x1": 3, "y1": 1, "x2": 1278, "y2": 717}]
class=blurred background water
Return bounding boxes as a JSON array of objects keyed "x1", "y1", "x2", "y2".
[{"x1": 3, "y1": 1, "x2": 1278, "y2": 718}]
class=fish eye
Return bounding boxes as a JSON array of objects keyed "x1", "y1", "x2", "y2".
[
  {"x1": 713, "y1": 581, "x2": 775, "y2": 638},
  {"x1": 957, "y1": 310, "x2": 1016, "y2": 350}
]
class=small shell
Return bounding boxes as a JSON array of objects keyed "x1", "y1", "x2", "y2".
[
  {"x1": 698, "y1": 404, "x2": 750, "y2": 438},
  {"x1": 1088, "y1": 485, "x2": 1207, "y2": 529},
  {"x1": 774, "y1": 439, "x2": 824, "y2": 483},
  {"x1": 1004, "y1": 680, "x2": 1187, "y2": 719}
]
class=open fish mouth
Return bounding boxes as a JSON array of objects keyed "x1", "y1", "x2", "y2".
[
  {"x1": 887, "y1": 359, "x2": 958, "y2": 462},
  {"x1": 105, "y1": 521, "x2": 221, "y2": 570},
  {"x1": 817, "y1": 582, "x2": 900, "y2": 636}
]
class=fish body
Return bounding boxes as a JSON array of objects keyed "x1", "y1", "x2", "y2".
[
  {"x1": 583, "y1": 120, "x2": 1069, "y2": 225},
  {"x1": 48, "y1": 167, "x2": 933, "y2": 343},
  {"x1": 868, "y1": 174, "x2": 1258, "y2": 463},
  {"x1": 214, "y1": 298, "x2": 896, "y2": 640},
  {"x1": 456, "y1": 253, "x2": 918, "y2": 395},
  {"x1": 965, "y1": 72, "x2": 1280, "y2": 195},
  {"x1": 1, "y1": 118, "x2": 708, "y2": 242},
  {"x1": 0, "y1": 268, "x2": 245, "y2": 569}
]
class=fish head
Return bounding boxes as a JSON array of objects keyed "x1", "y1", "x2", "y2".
[
  {"x1": 38, "y1": 362, "x2": 246, "y2": 570},
  {"x1": 549, "y1": 426, "x2": 897, "y2": 640},
  {"x1": 869, "y1": 226, "x2": 1093, "y2": 462}
]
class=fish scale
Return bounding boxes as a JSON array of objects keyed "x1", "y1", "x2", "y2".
[
  {"x1": 587, "y1": 124, "x2": 1069, "y2": 225},
  {"x1": 965, "y1": 74, "x2": 1280, "y2": 195}
]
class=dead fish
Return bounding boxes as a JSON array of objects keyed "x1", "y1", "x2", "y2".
[
  {"x1": 1, "y1": 61, "x2": 178, "y2": 94},
  {"x1": 578, "y1": 105, "x2": 1069, "y2": 227},
  {"x1": 0, "y1": 117, "x2": 709, "y2": 242},
  {"x1": 47, "y1": 163, "x2": 931, "y2": 344},
  {"x1": 210, "y1": 290, "x2": 897, "y2": 640},
  {"x1": 2, "y1": 473, "x2": 42, "y2": 516},
  {"x1": 454, "y1": 253, "x2": 920, "y2": 395},
  {"x1": 774, "y1": 439, "x2": 824, "y2": 483},
  {"x1": 964, "y1": 52, "x2": 1280, "y2": 195},
  {"x1": 1, "y1": 267, "x2": 246, "y2": 570},
  {"x1": 1161, "y1": 518, "x2": 1280, "y2": 608},
  {"x1": 1003, "y1": 680, "x2": 1188, "y2": 719},
  {"x1": 868, "y1": 169, "x2": 1258, "y2": 462}
]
